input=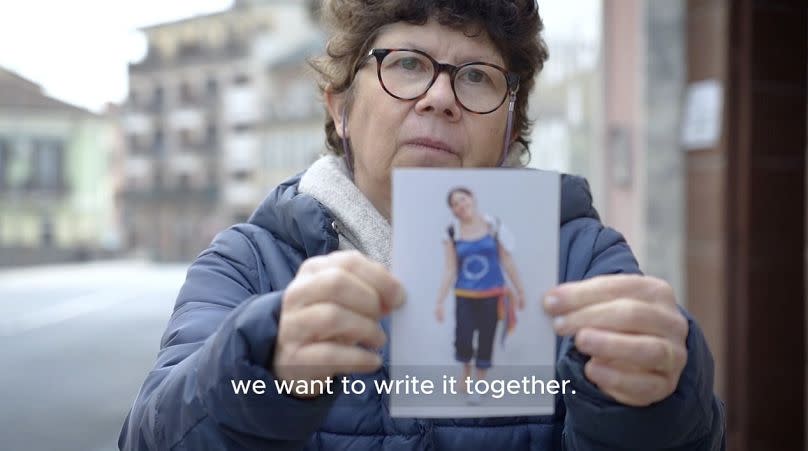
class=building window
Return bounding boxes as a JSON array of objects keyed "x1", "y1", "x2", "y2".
[
  {"x1": 0, "y1": 137, "x2": 9, "y2": 190},
  {"x1": 206, "y1": 123, "x2": 218, "y2": 147},
  {"x1": 152, "y1": 85, "x2": 164, "y2": 111},
  {"x1": 179, "y1": 82, "x2": 194, "y2": 104},
  {"x1": 40, "y1": 216, "x2": 53, "y2": 247},
  {"x1": 232, "y1": 123, "x2": 252, "y2": 133},
  {"x1": 233, "y1": 73, "x2": 250, "y2": 85},
  {"x1": 179, "y1": 129, "x2": 193, "y2": 147},
  {"x1": 153, "y1": 128, "x2": 164, "y2": 157},
  {"x1": 232, "y1": 170, "x2": 250, "y2": 182},
  {"x1": 128, "y1": 227, "x2": 138, "y2": 250},
  {"x1": 177, "y1": 42, "x2": 203, "y2": 61},
  {"x1": 178, "y1": 173, "x2": 191, "y2": 190},
  {"x1": 206, "y1": 78, "x2": 218, "y2": 98},
  {"x1": 145, "y1": 44, "x2": 161, "y2": 65},
  {"x1": 29, "y1": 139, "x2": 64, "y2": 190},
  {"x1": 207, "y1": 167, "x2": 218, "y2": 188},
  {"x1": 127, "y1": 134, "x2": 140, "y2": 153},
  {"x1": 125, "y1": 175, "x2": 139, "y2": 191},
  {"x1": 225, "y1": 30, "x2": 245, "y2": 55},
  {"x1": 153, "y1": 169, "x2": 163, "y2": 190}
]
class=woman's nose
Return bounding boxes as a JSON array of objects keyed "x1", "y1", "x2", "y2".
[{"x1": 414, "y1": 73, "x2": 462, "y2": 120}]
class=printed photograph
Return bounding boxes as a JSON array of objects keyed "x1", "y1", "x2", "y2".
[{"x1": 391, "y1": 168, "x2": 560, "y2": 417}]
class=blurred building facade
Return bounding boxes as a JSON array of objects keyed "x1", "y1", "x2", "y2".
[
  {"x1": 0, "y1": 68, "x2": 122, "y2": 266},
  {"x1": 682, "y1": 1, "x2": 806, "y2": 449},
  {"x1": 534, "y1": 2, "x2": 806, "y2": 449},
  {"x1": 120, "y1": 0, "x2": 324, "y2": 261},
  {"x1": 528, "y1": 0, "x2": 685, "y2": 300},
  {"x1": 528, "y1": 40, "x2": 603, "y2": 191},
  {"x1": 600, "y1": 0, "x2": 686, "y2": 301}
]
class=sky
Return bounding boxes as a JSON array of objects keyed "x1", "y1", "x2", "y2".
[
  {"x1": 0, "y1": 0, "x2": 235, "y2": 112},
  {"x1": 0, "y1": 0, "x2": 600, "y2": 113}
]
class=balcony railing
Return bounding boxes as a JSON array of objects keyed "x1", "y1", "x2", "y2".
[
  {"x1": 129, "y1": 41, "x2": 249, "y2": 73},
  {"x1": 0, "y1": 182, "x2": 70, "y2": 199},
  {"x1": 120, "y1": 185, "x2": 219, "y2": 203}
]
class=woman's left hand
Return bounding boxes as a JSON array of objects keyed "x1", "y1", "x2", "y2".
[
  {"x1": 435, "y1": 303, "x2": 445, "y2": 323},
  {"x1": 542, "y1": 274, "x2": 689, "y2": 407}
]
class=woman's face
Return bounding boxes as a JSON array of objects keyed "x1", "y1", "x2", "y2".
[
  {"x1": 327, "y1": 18, "x2": 512, "y2": 217},
  {"x1": 449, "y1": 191, "x2": 477, "y2": 221}
]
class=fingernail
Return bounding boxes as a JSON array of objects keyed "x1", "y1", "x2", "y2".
[
  {"x1": 553, "y1": 315, "x2": 566, "y2": 330},
  {"x1": 574, "y1": 332, "x2": 587, "y2": 349},
  {"x1": 395, "y1": 287, "x2": 407, "y2": 307},
  {"x1": 544, "y1": 295, "x2": 560, "y2": 309}
]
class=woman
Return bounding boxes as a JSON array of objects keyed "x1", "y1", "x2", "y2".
[
  {"x1": 119, "y1": 1, "x2": 726, "y2": 450},
  {"x1": 435, "y1": 187, "x2": 525, "y2": 404}
]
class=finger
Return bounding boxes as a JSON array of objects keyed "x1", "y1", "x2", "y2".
[
  {"x1": 574, "y1": 328, "x2": 686, "y2": 374},
  {"x1": 543, "y1": 274, "x2": 675, "y2": 316},
  {"x1": 286, "y1": 266, "x2": 383, "y2": 318},
  {"x1": 299, "y1": 250, "x2": 406, "y2": 312},
  {"x1": 553, "y1": 299, "x2": 688, "y2": 340},
  {"x1": 588, "y1": 356, "x2": 645, "y2": 374},
  {"x1": 284, "y1": 303, "x2": 387, "y2": 350},
  {"x1": 584, "y1": 359, "x2": 674, "y2": 407},
  {"x1": 295, "y1": 342, "x2": 383, "y2": 376}
]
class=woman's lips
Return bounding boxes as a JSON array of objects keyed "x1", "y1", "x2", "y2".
[{"x1": 403, "y1": 138, "x2": 458, "y2": 155}]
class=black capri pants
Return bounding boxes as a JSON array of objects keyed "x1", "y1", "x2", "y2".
[{"x1": 454, "y1": 296, "x2": 498, "y2": 369}]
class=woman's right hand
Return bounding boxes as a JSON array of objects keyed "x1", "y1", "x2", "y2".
[
  {"x1": 273, "y1": 250, "x2": 406, "y2": 398},
  {"x1": 435, "y1": 303, "x2": 444, "y2": 323}
]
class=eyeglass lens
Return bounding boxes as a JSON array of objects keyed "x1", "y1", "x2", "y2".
[{"x1": 378, "y1": 50, "x2": 509, "y2": 113}]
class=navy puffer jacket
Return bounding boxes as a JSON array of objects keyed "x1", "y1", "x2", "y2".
[{"x1": 119, "y1": 173, "x2": 726, "y2": 450}]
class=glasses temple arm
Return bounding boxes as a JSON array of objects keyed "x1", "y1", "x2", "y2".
[
  {"x1": 498, "y1": 90, "x2": 517, "y2": 167},
  {"x1": 341, "y1": 107, "x2": 355, "y2": 178}
]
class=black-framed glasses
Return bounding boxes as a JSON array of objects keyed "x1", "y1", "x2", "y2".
[{"x1": 355, "y1": 48, "x2": 520, "y2": 114}]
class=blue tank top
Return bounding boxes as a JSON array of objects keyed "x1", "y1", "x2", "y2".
[{"x1": 454, "y1": 233, "x2": 505, "y2": 295}]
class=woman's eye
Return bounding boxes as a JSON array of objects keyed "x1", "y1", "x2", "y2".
[
  {"x1": 464, "y1": 69, "x2": 486, "y2": 83},
  {"x1": 399, "y1": 57, "x2": 420, "y2": 70}
]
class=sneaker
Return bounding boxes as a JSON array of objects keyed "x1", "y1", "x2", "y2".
[{"x1": 466, "y1": 392, "x2": 483, "y2": 405}]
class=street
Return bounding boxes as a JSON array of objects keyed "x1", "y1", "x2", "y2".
[{"x1": 0, "y1": 261, "x2": 189, "y2": 451}]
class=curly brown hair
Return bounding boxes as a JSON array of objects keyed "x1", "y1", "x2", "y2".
[{"x1": 309, "y1": 0, "x2": 549, "y2": 166}]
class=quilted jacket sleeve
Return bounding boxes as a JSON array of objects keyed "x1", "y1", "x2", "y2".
[
  {"x1": 118, "y1": 228, "x2": 335, "y2": 450},
  {"x1": 557, "y1": 224, "x2": 726, "y2": 451}
]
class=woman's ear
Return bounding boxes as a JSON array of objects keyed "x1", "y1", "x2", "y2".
[{"x1": 325, "y1": 88, "x2": 348, "y2": 138}]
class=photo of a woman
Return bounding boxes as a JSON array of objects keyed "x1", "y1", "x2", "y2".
[{"x1": 435, "y1": 187, "x2": 526, "y2": 404}]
